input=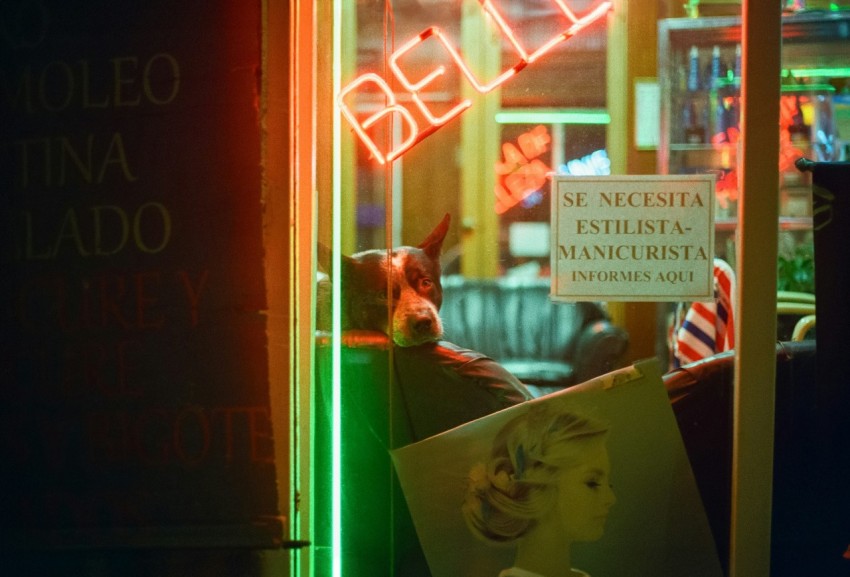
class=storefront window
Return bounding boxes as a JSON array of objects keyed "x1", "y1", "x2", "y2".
[
  {"x1": 315, "y1": 4, "x2": 624, "y2": 575},
  {"x1": 308, "y1": 2, "x2": 850, "y2": 576}
]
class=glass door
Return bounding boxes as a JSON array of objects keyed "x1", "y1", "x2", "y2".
[{"x1": 302, "y1": 2, "x2": 842, "y2": 576}]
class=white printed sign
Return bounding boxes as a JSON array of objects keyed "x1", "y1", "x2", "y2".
[{"x1": 551, "y1": 175, "x2": 715, "y2": 301}]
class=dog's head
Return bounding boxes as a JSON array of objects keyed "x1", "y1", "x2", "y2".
[{"x1": 341, "y1": 214, "x2": 450, "y2": 347}]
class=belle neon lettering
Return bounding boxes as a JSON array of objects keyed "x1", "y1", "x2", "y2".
[
  {"x1": 338, "y1": 0, "x2": 612, "y2": 164},
  {"x1": 337, "y1": 73, "x2": 420, "y2": 164},
  {"x1": 389, "y1": 28, "x2": 473, "y2": 126}
]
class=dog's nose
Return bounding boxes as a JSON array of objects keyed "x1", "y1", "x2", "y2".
[{"x1": 413, "y1": 317, "x2": 433, "y2": 334}]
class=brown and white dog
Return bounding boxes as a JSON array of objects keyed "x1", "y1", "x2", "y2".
[{"x1": 341, "y1": 214, "x2": 450, "y2": 347}]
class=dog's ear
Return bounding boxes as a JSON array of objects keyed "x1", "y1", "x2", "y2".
[
  {"x1": 339, "y1": 253, "x2": 357, "y2": 283},
  {"x1": 417, "y1": 213, "x2": 450, "y2": 260},
  {"x1": 317, "y1": 243, "x2": 332, "y2": 274},
  {"x1": 317, "y1": 243, "x2": 357, "y2": 282}
]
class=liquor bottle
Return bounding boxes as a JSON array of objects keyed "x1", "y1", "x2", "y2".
[
  {"x1": 733, "y1": 44, "x2": 742, "y2": 84},
  {"x1": 710, "y1": 45, "x2": 722, "y2": 90},
  {"x1": 687, "y1": 46, "x2": 700, "y2": 92},
  {"x1": 684, "y1": 100, "x2": 706, "y2": 144},
  {"x1": 788, "y1": 94, "x2": 810, "y2": 146},
  {"x1": 715, "y1": 83, "x2": 739, "y2": 138}
]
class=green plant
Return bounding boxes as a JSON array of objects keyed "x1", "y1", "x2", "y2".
[{"x1": 777, "y1": 243, "x2": 815, "y2": 293}]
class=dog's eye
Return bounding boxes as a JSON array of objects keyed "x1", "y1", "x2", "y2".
[{"x1": 420, "y1": 278, "x2": 433, "y2": 289}]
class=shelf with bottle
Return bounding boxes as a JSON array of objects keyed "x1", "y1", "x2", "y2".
[
  {"x1": 674, "y1": 53, "x2": 838, "y2": 162},
  {"x1": 778, "y1": 83, "x2": 838, "y2": 165},
  {"x1": 676, "y1": 83, "x2": 837, "y2": 159},
  {"x1": 671, "y1": 43, "x2": 741, "y2": 145},
  {"x1": 672, "y1": 80, "x2": 837, "y2": 220},
  {"x1": 660, "y1": 10, "x2": 850, "y2": 167},
  {"x1": 658, "y1": 11, "x2": 850, "y2": 291}
]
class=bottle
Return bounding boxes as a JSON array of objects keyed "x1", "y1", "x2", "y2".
[
  {"x1": 687, "y1": 46, "x2": 700, "y2": 92},
  {"x1": 788, "y1": 94, "x2": 810, "y2": 146},
  {"x1": 710, "y1": 45, "x2": 722, "y2": 90},
  {"x1": 715, "y1": 83, "x2": 739, "y2": 139},
  {"x1": 685, "y1": 100, "x2": 706, "y2": 144},
  {"x1": 733, "y1": 44, "x2": 742, "y2": 84}
]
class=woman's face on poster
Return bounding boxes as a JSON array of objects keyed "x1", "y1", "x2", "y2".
[{"x1": 555, "y1": 442, "x2": 616, "y2": 542}]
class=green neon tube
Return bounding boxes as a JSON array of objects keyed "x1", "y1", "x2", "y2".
[
  {"x1": 495, "y1": 108, "x2": 610, "y2": 125},
  {"x1": 332, "y1": 1, "x2": 343, "y2": 576},
  {"x1": 781, "y1": 67, "x2": 850, "y2": 79}
]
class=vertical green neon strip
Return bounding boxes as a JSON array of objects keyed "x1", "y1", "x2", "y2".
[{"x1": 331, "y1": 1, "x2": 343, "y2": 577}]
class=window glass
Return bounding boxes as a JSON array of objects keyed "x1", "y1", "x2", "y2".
[
  {"x1": 312, "y1": 3, "x2": 849, "y2": 576},
  {"x1": 316, "y1": 3, "x2": 616, "y2": 575}
]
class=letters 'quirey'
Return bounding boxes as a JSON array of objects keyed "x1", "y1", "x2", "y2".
[{"x1": 337, "y1": 0, "x2": 612, "y2": 164}]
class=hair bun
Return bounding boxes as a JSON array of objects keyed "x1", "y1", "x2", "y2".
[{"x1": 468, "y1": 462, "x2": 491, "y2": 493}]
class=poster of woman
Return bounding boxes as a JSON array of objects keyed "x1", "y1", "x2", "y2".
[{"x1": 391, "y1": 360, "x2": 723, "y2": 577}]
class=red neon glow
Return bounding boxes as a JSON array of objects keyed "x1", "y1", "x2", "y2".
[
  {"x1": 710, "y1": 126, "x2": 739, "y2": 209},
  {"x1": 338, "y1": 0, "x2": 612, "y2": 164},
  {"x1": 494, "y1": 125, "x2": 551, "y2": 214},
  {"x1": 338, "y1": 73, "x2": 420, "y2": 164},
  {"x1": 481, "y1": 0, "x2": 613, "y2": 64},
  {"x1": 389, "y1": 28, "x2": 473, "y2": 126},
  {"x1": 777, "y1": 94, "x2": 811, "y2": 173},
  {"x1": 709, "y1": 93, "x2": 814, "y2": 210}
]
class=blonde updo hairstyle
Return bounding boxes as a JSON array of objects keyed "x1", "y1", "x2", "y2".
[{"x1": 462, "y1": 405, "x2": 609, "y2": 546}]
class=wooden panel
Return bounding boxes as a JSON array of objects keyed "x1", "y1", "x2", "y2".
[{"x1": 1, "y1": 0, "x2": 283, "y2": 547}]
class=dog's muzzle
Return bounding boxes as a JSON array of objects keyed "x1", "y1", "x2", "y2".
[{"x1": 392, "y1": 304, "x2": 443, "y2": 347}]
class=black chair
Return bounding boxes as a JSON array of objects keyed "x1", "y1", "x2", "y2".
[{"x1": 665, "y1": 340, "x2": 850, "y2": 577}]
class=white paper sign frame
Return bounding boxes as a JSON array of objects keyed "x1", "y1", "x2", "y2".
[{"x1": 551, "y1": 174, "x2": 715, "y2": 302}]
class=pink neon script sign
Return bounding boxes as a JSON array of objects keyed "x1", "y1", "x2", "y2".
[
  {"x1": 337, "y1": 0, "x2": 612, "y2": 164},
  {"x1": 495, "y1": 125, "x2": 552, "y2": 214}
]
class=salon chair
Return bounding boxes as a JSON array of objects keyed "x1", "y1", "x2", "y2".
[
  {"x1": 313, "y1": 331, "x2": 530, "y2": 577},
  {"x1": 665, "y1": 340, "x2": 849, "y2": 577},
  {"x1": 439, "y1": 275, "x2": 629, "y2": 393}
]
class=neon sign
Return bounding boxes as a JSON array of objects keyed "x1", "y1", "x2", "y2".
[
  {"x1": 709, "y1": 93, "x2": 817, "y2": 210},
  {"x1": 495, "y1": 125, "x2": 551, "y2": 214},
  {"x1": 338, "y1": 0, "x2": 612, "y2": 164}
]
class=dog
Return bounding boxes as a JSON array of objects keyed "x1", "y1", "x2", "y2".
[{"x1": 341, "y1": 213, "x2": 450, "y2": 347}]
